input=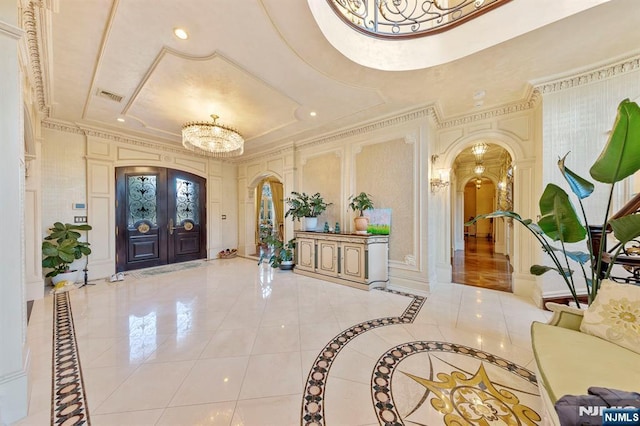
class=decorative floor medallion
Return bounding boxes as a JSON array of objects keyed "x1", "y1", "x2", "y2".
[
  {"x1": 302, "y1": 289, "x2": 426, "y2": 426},
  {"x1": 52, "y1": 292, "x2": 90, "y2": 425},
  {"x1": 372, "y1": 341, "x2": 542, "y2": 425}
]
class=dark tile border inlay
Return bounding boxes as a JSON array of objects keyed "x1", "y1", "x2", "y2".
[
  {"x1": 372, "y1": 341, "x2": 538, "y2": 425},
  {"x1": 51, "y1": 292, "x2": 90, "y2": 425},
  {"x1": 301, "y1": 288, "x2": 426, "y2": 426}
]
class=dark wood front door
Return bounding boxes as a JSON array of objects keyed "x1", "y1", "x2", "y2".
[{"x1": 115, "y1": 167, "x2": 207, "y2": 272}]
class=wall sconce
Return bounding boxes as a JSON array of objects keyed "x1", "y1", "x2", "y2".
[{"x1": 430, "y1": 155, "x2": 450, "y2": 193}]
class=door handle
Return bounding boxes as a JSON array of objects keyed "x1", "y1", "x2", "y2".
[{"x1": 168, "y1": 218, "x2": 175, "y2": 235}]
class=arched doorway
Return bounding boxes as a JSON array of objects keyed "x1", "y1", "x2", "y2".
[
  {"x1": 451, "y1": 142, "x2": 514, "y2": 292},
  {"x1": 252, "y1": 176, "x2": 285, "y2": 256}
]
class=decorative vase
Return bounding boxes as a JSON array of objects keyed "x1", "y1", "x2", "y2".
[
  {"x1": 353, "y1": 216, "x2": 369, "y2": 235},
  {"x1": 51, "y1": 270, "x2": 78, "y2": 285},
  {"x1": 305, "y1": 217, "x2": 318, "y2": 231}
]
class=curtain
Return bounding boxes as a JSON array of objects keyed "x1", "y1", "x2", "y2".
[
  {"x1": 270, "y1": 180, "x2": 284, "y2": 239},
  {"x1": 255, "y1": 179, "x2": 265, "y2": 248}
]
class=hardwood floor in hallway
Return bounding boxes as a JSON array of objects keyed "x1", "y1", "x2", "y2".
[{"x1": 452, "y1": 236, "x2": 513, "y2": 292}]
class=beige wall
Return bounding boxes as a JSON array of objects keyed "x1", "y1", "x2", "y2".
[
  {"x1": 41, "y1": 129, "x2": 87, "y2": 235},
  {"x1": 355, "y1": 138, "x2": 413, "y2": 262},
  {"x1": 37, "y1": 126, "x2": 239, "y2": 280},
  {"x1": 292, "y1": 117, "x2": 428, "y2": 293},
  {"x1": 302, "y1": 152, "x2": 341, "y2": 230}
]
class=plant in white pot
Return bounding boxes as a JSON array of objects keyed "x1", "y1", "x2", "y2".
[
  {"x1": 42, "y1": 222, "x2": 92, "y2": 284},
  {"x1": 348, "y1": 192, "x2": 374, "y2": 235},
  {"x1": 284, "y1": 191, "x2": 331, "y2": 231},
  {"x1": 258, "y1": 235, "x2": 296, "y2": 269}
]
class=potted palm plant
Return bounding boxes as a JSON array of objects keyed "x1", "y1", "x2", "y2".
[
  {"x1": 285, "y1": 191, "x2": 331, "y2": 231},
  {"x1": 42, "y1": 222, "x2": 92, "y2": 284},
  {"x1": 348, "y1": 192, "x2": 374, "y2": 234},
  {"x1": 467, "y1": 98, "x2": 640, "y2": 307}
]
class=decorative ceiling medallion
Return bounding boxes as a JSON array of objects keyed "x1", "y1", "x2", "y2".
[{"x1": 327, "y1": 0, "x2": 512, "y2": 39}]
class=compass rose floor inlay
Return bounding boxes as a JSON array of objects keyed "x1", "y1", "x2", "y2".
[{"x1": 19, "y1": 257, "x2": 550, "y2": 425}]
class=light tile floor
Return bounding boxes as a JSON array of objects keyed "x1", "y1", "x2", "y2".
[{"x1": 18, "y1": 257, "x2": 552, "y2": 425}]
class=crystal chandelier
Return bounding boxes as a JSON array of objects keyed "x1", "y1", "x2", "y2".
[
  {"x1": 182, "y1": 114, "x2": 244, "y2": 157},
  {"x1": 474, "y1": 164, "x2": 485, "y2": 176},
  {"x1": 471, "y1": 142, "x2": 488, "y2": 162}
]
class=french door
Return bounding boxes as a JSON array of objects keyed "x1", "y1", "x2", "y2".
[{"x1": 115, "y1": 167, "x2": 207, "y2": 272}]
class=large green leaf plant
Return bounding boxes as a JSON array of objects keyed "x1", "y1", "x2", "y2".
[
  {"x1": 467, "y1": 99, "x2": 640, "y2": 307},
  {"x1": 42, "y1": 222, "x2": 92, "y2": 278}
]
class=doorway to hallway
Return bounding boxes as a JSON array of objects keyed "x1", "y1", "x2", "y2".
[
  {"x1": 451, "y1": 142, "x2": 514, "y2": 292},
  {"x1": 452, "y1": 236, "x2": 513, "y2": 292},
  {"x1": 115, "y1": 167, "x2": 207, "y2": 272}
]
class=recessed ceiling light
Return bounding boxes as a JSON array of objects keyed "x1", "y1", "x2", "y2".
[
  {"x1": 173, "y1": 28, "x2": 189, "y2": 40},
  {"x1": 116, "y1": 117, "x2": 125, "y2": 122},
  {"x1": 309, "y1": 111, "x2": 317, "y2": 117}
]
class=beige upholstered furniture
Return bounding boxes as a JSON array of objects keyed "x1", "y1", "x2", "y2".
[{"x1": 531, "y1": 302, "x2": 640, "y2": 425}]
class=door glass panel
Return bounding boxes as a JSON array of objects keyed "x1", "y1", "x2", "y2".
[
  {"x1": 127, "y1": 175, "x2": 157, "y2": 226},
  {"x1": 175, "y1": 178, "x2": 200, "y2": 224}
]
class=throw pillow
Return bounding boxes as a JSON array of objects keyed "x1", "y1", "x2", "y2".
[{"x1": 580, "y1": 280, "x2": 640, "y2": 354}]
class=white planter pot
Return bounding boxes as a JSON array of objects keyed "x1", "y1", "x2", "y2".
[
  {"x1": 279, "y1": 260, "x2": 294, "y2": 270},
  {"x1": 51, "y1": 270, "x2": 78, "y2": 285},
  {"x1": 305, "y1": 217, "x2": 318, "y2": 231}
]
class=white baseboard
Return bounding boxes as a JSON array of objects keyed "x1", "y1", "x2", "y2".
[
  {"x1": 387, "y1": 276, "x2": 430, "y2": 296},
  {"x1": 0, "y1": 368, "x2": 28, "y2": 424},
  {"x1": 25, "y1": 279, "x2": 45, "y2": 301}
]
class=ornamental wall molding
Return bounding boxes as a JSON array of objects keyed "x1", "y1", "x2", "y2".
[
  {"x1": 42, "y1": 119, "x2": 198, "y2": 157},
  {"x1": 21, "y1": 0, "x2": 50, "y2": 116},
  {"x1": 437, "y1": 88, "x2": 541, "y2": 129},
  {"x1": 534, "y1": 54, "x2": 640, "y2": 94},
  {"x1": 234, "y1": 143, "x2": 295, "y2": 165},
  {"x1": 296, "y1": 106, "x2": 438, "y2": 150},
  {"x1": 0, "y1": 20, "x2": 25, "y2": 39},
  {"x1": 41, "y1": 119, "x2": 85, "y2": 135}
]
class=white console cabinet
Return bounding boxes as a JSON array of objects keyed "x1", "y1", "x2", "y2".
[{"x1": 294, "y1": 231, "x2": 389, "y2": 290}]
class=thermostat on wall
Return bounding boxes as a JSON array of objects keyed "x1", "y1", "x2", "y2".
[{"x1": 72, "y1": 203, "x2": 86, "y2": 210}]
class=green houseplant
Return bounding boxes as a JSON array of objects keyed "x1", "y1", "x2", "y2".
[
  {"x1": 467, "y1": 99, "x2": 640, "y2": 307},
  {"x1": 348, "y1": 192, "x2": 374, "y2": 216},
  {"x1": 42, "y1": 222, "x2": 92, "y2": 282},
  {"x1": 285, "y1": 191, "x2": 331, "y2": 231},
  {"x1": 258, "y1": 235, "x2": 296, "y2": 269},
  {"x1": 348, "y1": 192, "x2": 374, "y2": 234}
]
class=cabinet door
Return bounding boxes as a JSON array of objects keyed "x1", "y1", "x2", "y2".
[
  {"x1": 341, "y1": 242, "x2": 365, "y2": 282},
  {"x1": 297, "y1": 238, "x2": 315, "y2": 272},
  {"x1": 317, "y1": 240, "x2": 339, "y2": 276}
]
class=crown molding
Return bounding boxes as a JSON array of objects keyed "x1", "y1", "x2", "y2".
[
  {"x1": 234, "y1": 143, "x2": 296, "y2": 165},
  {"x1": 41, "y1": 118, "x2": 201, "y2": 157},
  {"x1": 437, "y1": 87, "x2": 540, "y2": 129},
  {"x1": 41, "y1": 119, "x2": 84, "y2": 135},
  {"x1": 533, "y1": 53, "x2": 640, "y2": 95},
  {"x1": 21, "y1": 0, "x2": 50, "y2": 115},
  {"x1": 295, "y1": 106, "x2": 438, "y2": 150}
]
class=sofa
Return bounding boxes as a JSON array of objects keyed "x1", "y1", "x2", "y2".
[{"x1": 531, "y1": 282, "x2": 640, "y2": 425}]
